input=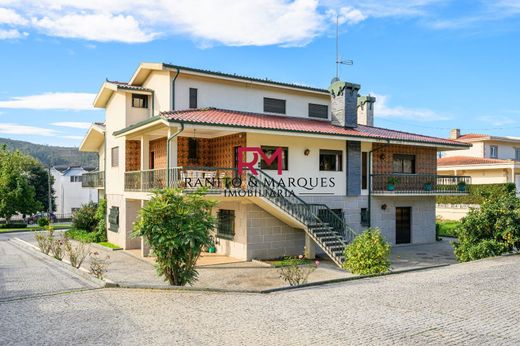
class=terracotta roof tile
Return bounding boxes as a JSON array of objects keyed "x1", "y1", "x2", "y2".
[
  {"x1": 438, "y1": 156, "x2": 511, "y2": 166},
  {"x1": 456, "y1": 134, "x2": 489, "y2": 140},
  {"x1": 160, "y1": 108, "x2": 469, "y2": 148}
]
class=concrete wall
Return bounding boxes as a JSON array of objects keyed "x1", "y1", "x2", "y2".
[
  {"x1": 436, "y1": 204, "x2": 480, "y2": 221},
  {"x1": 444, "y1": 142, "x2": 484, "y2": 158},
  {"x1": 484, "y1": 141, "x2": 520, "y2": 160},
  {"x1": 51, "y1": 167, "x2": 98, "y2": 215},
  {"x1": 174, "y1": 74, "x2": 330, "y2": 119},
  {"x1": 371, "y1": 196, "x2": 436, "y2": 244}
]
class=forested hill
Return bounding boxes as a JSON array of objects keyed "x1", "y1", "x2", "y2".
[{"x1": 0, "y1": 137, "x2": 98, "y2": 167}]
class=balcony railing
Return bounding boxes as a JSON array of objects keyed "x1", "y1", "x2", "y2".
[
  {"x1": 124, "y1": 167, "x2": 246, "y2": 192},
  {"x1": 371, "y1": 174, "x2": 471, "y2": 195},
  {"x1": 82, "y1": 171, "x2": 104, "y2": 188}
]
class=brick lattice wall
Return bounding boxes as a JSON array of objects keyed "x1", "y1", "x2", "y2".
[
  {"x1": 125, "y1": 140, "x2": 141, "y2": 171},
  {"x1": 149, "y1": 138, "x2": 167, "y2": 169},
  {"x1": 177, "y1": 133, "x2": 246, "y2": 168},
  {"x1": 372, "y1": 144, "x2": 437, "y2": 174}
]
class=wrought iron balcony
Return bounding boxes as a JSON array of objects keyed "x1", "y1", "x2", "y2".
[
  {"x1": 82, "y1": 171, "x2": 104, "y2": 188},
  {"x1": 124, "y1": 167, "x2": 246, "y2": 192},
  {"x1": 371, "y1": 174, "x2": 471, "y2": 195}
]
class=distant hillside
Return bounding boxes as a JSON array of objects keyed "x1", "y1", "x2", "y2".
[{"x1": 0, "y1": 137, "x2": 98, "y2": 168}]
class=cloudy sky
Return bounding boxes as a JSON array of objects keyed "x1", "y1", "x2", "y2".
[{"x1": 0, "y1": 0, "x2": 519, "y2": 146}]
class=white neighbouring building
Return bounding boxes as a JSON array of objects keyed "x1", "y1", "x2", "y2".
[
  {"x1": 80, "y1": 62, "x2": 471, "y2": 267},
  {"x1": 51, "y1": 166, "x2": 99, "y2": 216}
]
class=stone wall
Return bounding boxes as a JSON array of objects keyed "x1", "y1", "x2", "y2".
[{"x1": 372, "y1": 144, "x2": 437, "y2": 174}]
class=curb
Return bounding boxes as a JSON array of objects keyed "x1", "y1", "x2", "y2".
[
  {"x1": 0, "y1": 227, "x2": 71, "y2": 235},
  {"x1": 11, "y1": 237, "x2": 116, "y2": 288},
  {"x1": 90, "y1": 243, "x2": 123, "y2": 252}
]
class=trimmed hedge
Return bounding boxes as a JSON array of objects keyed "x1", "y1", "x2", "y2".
[
  {"x1": 0, "y1": 223, "x2": 28, "y2": 229},
  {"x1": 436, "y1": 183, "x2": 516, "y2": 205}
]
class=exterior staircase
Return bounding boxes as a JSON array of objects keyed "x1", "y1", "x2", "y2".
[{"x1": 248, "y1": 170, "x2": 358, "y2": 267}]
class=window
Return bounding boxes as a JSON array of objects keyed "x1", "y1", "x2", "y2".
[
  {"x1": 361, "y1": 208, "x2": 369, "y2": 227},
  {"x1": 490, "y1": 145, "x2": 498, "y2": 158},
  {"x1": 217, "y1": 209, "x2": 235, "y2": 240},
  {"x1": 108, "y1": 206, "x2": 119, "y2": 232},
  {"x1": 189, "y1": 88, "x2": 198, "y2": 109},
  {"x1": 393, "y1": 154, "x2": 416, "y2": 174},
  {"x1": 263, "y1": 97, "x2": 286, "y2": 114},
  {"x1": 70, "y1": 176, "x2": 82, "y2": 183},
  {"x1": 260, "y1": 146, "x2": 288, "y2": 171},
  {"x1": 111, "y1": 147, "x2": 119, "y2": 167},
  {"x1": 516, "y1": 148, "x2": 520, "y2": 161},
  {"x1": 188, "y1": 138, "x2": 198, "y2": 160},
  {"x1": 319, "y1": 150, "x2": 342, "y2": 171},
  {"x1": 362, "y1": 152, "x2": 368, "y2": 190},
  {"x1": 308, "y1": 103, "x2": 328, "y2": 119},
  {"x1": 131, "y1": 94, "x2": 148, "y2": 108}
]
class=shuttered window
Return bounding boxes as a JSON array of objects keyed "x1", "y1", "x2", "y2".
[
  {"x1": 263, "y1": 97, "x2": 286, "y2": 114},
  {"x1": 111, "y1": 147, "x2": 119, "y2": 167},
  {"x1": 308, "y1": 103, "x2": 328, "y2": 119},
  {"x1": 132, "y1": 94, "x2": 148, "y2": 108},
  {"x1": 189, "y1": 88, "x2": 198, "y2": 109}
]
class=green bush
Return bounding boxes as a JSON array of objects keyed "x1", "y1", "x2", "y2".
[
  {"x1": 436, "y1": 220, "x2": 460, "y2": 237},
  {"x1": 132, "y1": 188, "x2": 216, "y2": 286},
  {"x1": 437, "y1": 183, "x2": 516, "y2": 205},
  {"x1": 37, "y1": 217, "x2": 49, "y2": 227},
  {"x1": 453, "y1": 192, "x2": 520, "y2": 262},
  {"x1": 0, "y1": 223, "x2": 27, "y2": 229},
  {"x1": 94, "y1": 198, "x2": 107, "y2": 242},
  {"x1": 343, "y1": 228, "x2": 391, "y2": 275},
  {"x1": 65, "y1": 229, "x2": 100, "y2": 243},
  {"x1": 72, "y1": 202, "x2": 98, "y2": 232}
]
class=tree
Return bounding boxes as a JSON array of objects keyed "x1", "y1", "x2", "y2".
[
  {"x1": 27, "y1": 160, "x2": 55, "y2": 212},
  {"x1": 343, "y1": 228, "x2": 391, "y2": 275},
  {"x1": 133, "y1": 188, "x2": 216, "y2": 286},
  {"x1": 0, "y1": 145, "x2": 42, "y2": 221}
]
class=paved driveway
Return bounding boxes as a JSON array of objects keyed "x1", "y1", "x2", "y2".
[
  {"x1": 0, "y1": 234, "x2": 99, "y2": 301},
  {"x1": 1, "y1": 231, "x2": 519, "y2": 345}
]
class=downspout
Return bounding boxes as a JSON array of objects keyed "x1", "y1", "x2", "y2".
[
  {"x1": 171, "y1": 67, "x2": 180, "y2": 111},
  {"x1": 151, "y1": 90, "x2": 155, "y2": 117},
  {"x1": 166, "y1": 123, "x2": 184, "y2": 187},
  {"x1": 367, "y1": 140, "x2": 391, "y2": 227}
]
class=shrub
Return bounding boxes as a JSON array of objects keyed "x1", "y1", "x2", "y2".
[
  {"x1": 34, "y1": 227, "x2": 54, "y2": 255},
  {"x1": 65, "y1": 229, "x2": 99, "y2": 243},
  {"x1": 343, "y1": 228, "x2": 391, "y2": 275},
  {"x1": 64, "y1": 238, "x2": 90, "y2": 269},
  {"x1": 89, "y1": 252, "x2": 110, "y2": 279},
  {"x1": 51, "y1": 237, "x2": 65, "y2": 261},
  {"x1": 72, "y1": 202, "x2": 98, "y2": 232},
  {"x1": 94, "y1": 198, "x2": 107, "y2": 242},
  {"x1": 0, "y1": 223, "x2": 27, "y2": 229},
  {"x1": 278, "y1": 256, "x2": 318, "y2": 286},
  {"x1": 132, "y1": 188, "x2": 216, "y2": 286},
  {"x1": 453, "y1": 192, "x2": 520, "y2": 262},
  {"x1": 37, "y1": 217, "x2": 49, "y2": 227},
  {"x1": 437, "y1": 183, "x2": 516, "y2": 205}
]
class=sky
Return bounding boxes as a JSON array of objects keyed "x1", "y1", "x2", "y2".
[{"x1": 0, "y1": 0, "x2": 520, "y2": 147}]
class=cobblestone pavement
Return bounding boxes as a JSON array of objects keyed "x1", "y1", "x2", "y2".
[{"x1": 1, "y1": 231, "x2": 519, "y2": 346}]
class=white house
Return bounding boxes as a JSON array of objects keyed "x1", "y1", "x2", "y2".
[
  {"x1": 79, "y1": 62, "x2": 470, "y2": 267},
  {"x1": 51, "y1": 166, "x2": 99, "y2": 216}
]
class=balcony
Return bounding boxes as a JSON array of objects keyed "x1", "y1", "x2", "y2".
[
  {"x1": 82, "y1": 171, "x2": 104, "y2": 188},
  {"x1": 124, "y1": 167, "x2": 246, "y2": 193},
  {"x1": 371, "y1": 174, "x2": 471, "y2": 196}
]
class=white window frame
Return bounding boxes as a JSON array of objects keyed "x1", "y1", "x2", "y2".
[{"x1": 490, "y1": 145, "x2": 498, "y2": 158}]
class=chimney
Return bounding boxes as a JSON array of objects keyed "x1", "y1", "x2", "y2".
[
  {"x1": 329, "y1": 79, "x2": 361, "y2": 128},
  {"x1": 357, "y1": 95, "x2": 376, "y2": 127},
  {"x1": 450, "y1": 128, "x2": 461, "y2": 140}
]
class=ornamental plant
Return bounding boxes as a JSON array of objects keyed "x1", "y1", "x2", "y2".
[
  {"x1": 72, "y1": 201, "x2": 98, "y2": 232},
  {"x1": 132, "y1": 188, "x2": 216, "y2": 286},
  {"x1": 278, "y1": 256, "x2": 319, "y2": 286},
  {"x1": 343, "y1": 228, "x2": 391, "y2": 275}
]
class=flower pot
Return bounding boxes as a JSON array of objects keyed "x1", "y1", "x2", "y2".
[
  {"x1": 424, "y1": 183, "x2": 433, "y2": 192},
  {"x1": 208, "y1": 246, "x2": 216, "y2": 253},
  {"x1": 458, "y1": 185, "x2": 466, "y2": 192},
  {"x1": 387, "y1": 184, "x2": 395, "y2": 191}
]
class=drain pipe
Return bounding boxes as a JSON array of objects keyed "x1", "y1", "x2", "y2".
[
  {"x1": 367, "y1": 140, "x2": 391, "y2": 227},
  {"x1": 171, "y1": 67, "x2": 180, "y2": 111},
  {"x1": 166, "y1": 123, "x2": 184, "y2": 187}
]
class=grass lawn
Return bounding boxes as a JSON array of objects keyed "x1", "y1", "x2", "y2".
[
  {"x1": 96, "y1": 241, "x2": 121, "y2": 249},
  {"x1": 437, "y1": 220, "x2": 460, "y2": 238},
  {"x1": 65, "y1": 229, "x2": 120, "y2": 249},
  {"x1": 270, "y1": 257, "x2": 315, "y2": 267}
]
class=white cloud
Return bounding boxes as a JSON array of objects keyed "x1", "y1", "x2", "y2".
[
  {"x1": 51, "y1": 122, "x2": 91, "y2": 129},
  {"x1": 32, "y1": 13, "x2": 157, "y2": 43},
  {"x1": 0, "y1": 7, "x2": 27, "y2": 25},
  {"x1": 0, "y1": 28, "x2": 27, "y2": 39},
  {"x1": 0, "y1": 92, "x2": 96, "y2": 110},
  {"x1": 0, "y1": 123, "x2": 58, "y2": 136},
  {"x1": 477, "y1": 115, "x2": 517, "y2": 127},
  {"x1": 62, "y1": 135, "x2": 84, "y2": 140},
  {"x1": 372, "y1": 93, "x2": 449, "y2": 121}
]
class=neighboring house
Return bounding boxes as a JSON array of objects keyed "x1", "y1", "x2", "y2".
[
  {"x1": 80, "y1": 62, "x2": 469, "y2": 267},
  {"x1": 51, "y1": 166, "x2": 99, "y2": 216},
  {"x1": 439, "y1": 129, "x2": 520, "y2": 192}
]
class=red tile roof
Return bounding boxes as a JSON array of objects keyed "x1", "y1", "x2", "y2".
[
  {"x1": 456, "y1": 134, "x2": 489, "y2": 140},
  {"x1": 160, "y1": 108, "x2": 469, "y2": 148},
  {"x1": 438, "y1": 156, "x2": 511, "y2": 166}
]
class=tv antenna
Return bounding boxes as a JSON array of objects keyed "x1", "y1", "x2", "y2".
[{"x1": 335, "y1": 14, "x2": 353, "y2": 79}]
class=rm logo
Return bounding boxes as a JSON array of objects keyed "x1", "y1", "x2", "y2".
[{"x1": 237, "y1": 147, "x2": 283, "y2": 175}]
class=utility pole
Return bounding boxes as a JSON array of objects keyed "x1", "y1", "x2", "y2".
[{"x1": 48, "y1": 165, "x2": 52, "y2": 223}]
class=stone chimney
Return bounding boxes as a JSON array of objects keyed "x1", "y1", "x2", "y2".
[
  {"x1": 450, "y1": 128, "x2": 461, "y2": 140},
  {"x1": 357, "y1": 95, "x2": 376, "y2": 127},
  {"x1": 329, "y1": 79, "x2": 361, "y2": 128}
]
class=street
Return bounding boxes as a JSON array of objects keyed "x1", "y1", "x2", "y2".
[{"x1": 1, "y1": 232, "x2": 520, "y2": 345}]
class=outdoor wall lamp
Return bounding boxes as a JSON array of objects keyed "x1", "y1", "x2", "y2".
[
  {"x1": 379, "y1": 153, "x2": 386, "y2": 160},
  {"x1": 304, "y1": 149, "x2": 310, "y2": 156},
  {"x1": 381, "y1": 204, "x2": 387, "y2": 210}
]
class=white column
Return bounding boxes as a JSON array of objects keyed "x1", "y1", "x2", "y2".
[
  {"x1": 167, "y1": 128, "x2": 178, "y2": 168},
  {"x1": 140, "y1": 135, "x2": 150, "y2": 171},
  {"x1": 304, "y1": 234, "x2": 316, "y2": 259}
]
